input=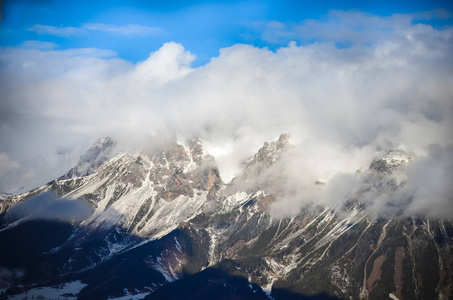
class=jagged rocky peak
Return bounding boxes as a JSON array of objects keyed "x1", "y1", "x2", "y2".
[
  {"x1": 99, "y1": 153, "x2": 152, "y2": 187},
  {"x1": 0, "y1": 193, "x2": 12, "y2": 201},
  {"x1": 187, "y1": 137, "x2": 210, "y2": 165},
  {"x1": 60, "y1": 136, "x2": 117, "y2": 180},
  {"x1": 155, "y1": 142, "x2": 191, "y2": 171},
  {"x1": 54, "y1": 136, "x2": 223, "y2": 204},
  {"x1": 226, "y1": 133, "x2": 292, "y2": 194},
  {"x1": 147, "y1": 137, "x2": 211, "y2": 172},
  {"x1": 145, "y1": 137, "x2": 222, "y2": 202},
  {"x1": 246, "y1": 133, "x2": 291, "y2": 169},
  {"x1": 0, "y1": 193, "x2": 14, "y2": 214},
  {"x1": 369, "y1": 148, "x2": 414, "y2": 174}
]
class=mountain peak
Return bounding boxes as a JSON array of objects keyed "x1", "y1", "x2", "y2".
[
  {"x1": 277, "y1": 132, "x2": 290, "y2": 144},
  {"x1": 245, "y1": 133, "x2": 291, "y2": 169},
  {"x1": 60, "y1": 137, "x2": 117, "y2": 180},
  {"x1": 369, "y1": 149, "x2": 414, "y2": 174},
  {"x1": 226, "y1": 133, "x2": 292, "y2": 193},
  {"x1": 186, "y1": 137, "x2": 211, "y2": 165}
]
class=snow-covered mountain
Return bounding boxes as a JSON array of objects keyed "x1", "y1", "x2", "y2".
[
  {"x1": 60, "y1": 137, "x2": 117, "y2": 180},
  {"x1": 0, "y1": 135, "x2": 451, "y2": 300}
]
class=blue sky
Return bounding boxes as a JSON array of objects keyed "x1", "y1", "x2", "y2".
[{"x1": 1, "y1": 0, "x2": 452, "y2": 65}]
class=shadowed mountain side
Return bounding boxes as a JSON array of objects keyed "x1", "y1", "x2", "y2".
[
  {"x1": 0, "y1": 213, "x2": 167, "y2": 299},
  {"x1": 146, "y1": 264, "x2": 341, "y2": 300},
  {"x1": 74, "y1": 225, "x2": 213, "y2": 299},
  {"x1": 145, "y1": 267, "x2": 271, "y2": 300},
  {"x1": 0, "y1": 215, "x2": 287, "y2": 300},
  {"x1": 272, "y1": 289, "x2": 342, "y2": 300},
  {"x1": 0, "y1": 219, "x2": 76, "y2": 286}
]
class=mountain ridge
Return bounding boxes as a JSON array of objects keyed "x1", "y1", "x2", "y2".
[{"x1": 0, "y1": 134, "x2": 451, "y2": 300}]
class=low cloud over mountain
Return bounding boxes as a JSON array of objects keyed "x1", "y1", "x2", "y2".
[{"x1": 1, "y1": 11, "x2": 452, "y2": 218}]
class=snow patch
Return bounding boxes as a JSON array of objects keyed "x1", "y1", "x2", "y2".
[
  {"x1": 8, "y1": 281, "x2": 87, "y2": 300},
  {"x1": 388, "y1": 293, "x2": 399, "y2": 300},
  {"x1": 108, "y1": 291, "x2": 152, "y2": 300},
  {"x1": 150, "y1": 257, "x2": 178, "y2": 282},
  {"x1": 262, "y1": 278, "x2": 276, "y2": 300},
  {"x1": 220, "y1": 191, "x2": 249, "y2": 213},
  {"x1": 174, "y1": 236, "x2": 182, "y2": 253}
]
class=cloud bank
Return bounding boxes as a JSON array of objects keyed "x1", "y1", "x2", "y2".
[{"x1": 1, "y1": 11, "x2": 452, "y2": 218}]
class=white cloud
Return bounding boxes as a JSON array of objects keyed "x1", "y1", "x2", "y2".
[
  {"x1": 134, "y1": 41, "x2": 195, "y2": 84},
  {"x1": 402, "y1": 145, "x2": 453, "y2": 219},
  {"x1": 1, "y1": 11, "x2": 453, "y2": 218},
  {"x1": 82, "y1": 23, "x2": 163, "y2": 36},
  {"x1": 0, "y1": 152, "x2": 20, "y2": 179},
  {"x1": 28, "y1": 24, "x2": 86, "y2": 37}
]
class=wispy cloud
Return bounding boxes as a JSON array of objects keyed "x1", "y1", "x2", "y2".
[
  {"x1": 82, "y1": 23, "x2": 163, "y2": 36},
  {"x1": 28, "y1": 23, "x2": 164, "y2": 38},
  {"x1": 255, "y1": 9, "x2": 452, "y2": 46},
  {"x1": 20, "y1": 40, "x2": 58, "y2": 50},
  {"x1": 28, "y1": 24, "x2": 86, "y2": 37}
]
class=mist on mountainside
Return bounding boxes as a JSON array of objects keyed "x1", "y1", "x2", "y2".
[{"x1": 0, "y1": 12, "x2": 452, "y2": 220}]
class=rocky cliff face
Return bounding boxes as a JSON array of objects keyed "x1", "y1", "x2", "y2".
[{"x1": 0, "y1": 135, "x2": 451, "y2": 300}]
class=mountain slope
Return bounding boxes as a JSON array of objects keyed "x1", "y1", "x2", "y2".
[{"x1": 0, "y1": 134, "x2": 452, "y2": 300}]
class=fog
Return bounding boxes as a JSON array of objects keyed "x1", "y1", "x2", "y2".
[
  {"x1": 0, "y1": 11, "x2": 452, "y2": 218},
  {"x1": 5, "y1": 192, "x2": 94, "y2": 223}
]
